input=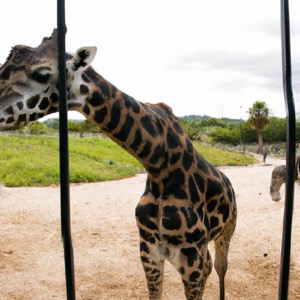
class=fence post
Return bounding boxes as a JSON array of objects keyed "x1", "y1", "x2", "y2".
[
  {"x1": 57, "y1": 0, "x2": 76, "y2": 299},
  {"x1": 279, "y1": 0, "x2": 296, "y2": 299}
]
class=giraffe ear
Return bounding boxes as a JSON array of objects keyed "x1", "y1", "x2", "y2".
[{"x1": 69, "y1": 46, "x2": 97, "y2": 71}]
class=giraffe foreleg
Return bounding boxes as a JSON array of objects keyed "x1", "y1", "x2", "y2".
[
  {"x1": 214, "y1": 237, "x2": 228, "y2": 300},
  {"x1": 213, "y1": 214, "x2": 236, "y2": 300},
  {"x1": 139, "y1": 229, "x2": 165, "y2": 300}
]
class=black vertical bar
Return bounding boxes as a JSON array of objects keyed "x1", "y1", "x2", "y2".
[
  {"x1": 57, "y1": 0, "x2": 76, "y2": 299},
  {"x1": 279, "y1": 0, "x2": 296, "y2": 299}
]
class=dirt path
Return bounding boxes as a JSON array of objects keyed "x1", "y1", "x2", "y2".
[{"x1": 0, "y1": 156, "x2": 299, "y2": 299}]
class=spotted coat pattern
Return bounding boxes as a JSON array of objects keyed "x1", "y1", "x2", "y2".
[{"x1": 0, "y1": 30, "x2": 237, "y2": 300}]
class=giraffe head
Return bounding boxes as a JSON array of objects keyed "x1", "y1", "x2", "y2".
[{"x1": 0, "y1": 29, "x2": 97, "y2": 129}]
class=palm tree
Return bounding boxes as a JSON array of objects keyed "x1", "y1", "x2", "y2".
[{"x1": 248, "y1": 101, "x2": 270, "y2": 154}]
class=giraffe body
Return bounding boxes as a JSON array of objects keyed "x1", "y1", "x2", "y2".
[{"x1": 0, "y1": 30, "x2": 236, "y2": 299}]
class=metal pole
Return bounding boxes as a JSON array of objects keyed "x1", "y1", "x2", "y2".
[
  {"x1": 57, "y1": 0, "x2": 76, "y2": 299},
  {"x1": 240, "y1": 105, "x2": 242, "y2": 150},
  {"x1": 279, "y1": 0, "x2": 296, "y2": 299}
]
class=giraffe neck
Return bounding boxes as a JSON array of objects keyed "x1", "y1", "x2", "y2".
[{"x1": 70, "y1": 67, "x2": 190, "y2": 183}]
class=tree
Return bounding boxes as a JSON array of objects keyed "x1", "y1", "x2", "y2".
[
  {"x1": 247, "y1": 101, "x2": 270, "y2": 154},
  {"x1": 264, "y1": 117, "x2": 286, "y2": 142},
  {"x1": 210, "y1": 127, "x2": 239, "y2": 144}
]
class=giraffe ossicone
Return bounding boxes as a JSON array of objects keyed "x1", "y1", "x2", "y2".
[{"x1": 0, "y1": 29, "x2": 237, "y2": 300}]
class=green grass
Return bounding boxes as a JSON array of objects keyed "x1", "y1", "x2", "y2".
[
  {"x1": 0, "y1": 136, "x2": 141, "y2": 187},
  {"x1": 194, "y1": 142, "x2": 256, "y2": 166},
  {"x1": 0, "y1": 136, "x2": 255, "y2": 187}
]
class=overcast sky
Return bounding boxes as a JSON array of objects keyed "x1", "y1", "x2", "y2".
[{"x1": 1, "y1": 0, "x2": 300, "y2": 120}]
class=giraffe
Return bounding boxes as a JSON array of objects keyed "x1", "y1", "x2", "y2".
[
  {"x1": 0, "y1": 29, "x2": 237, "y2": 300},
  {"x1": 270, "y1": 156, "x2": 300, "y2": 201}
]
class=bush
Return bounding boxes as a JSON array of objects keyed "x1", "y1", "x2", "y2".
[
  {"x1": 29, "y1": 122, "x2": 49, "y2": 134},
  {"x1": 210, "y1": 127, "x2": 239, "y2": 144}
]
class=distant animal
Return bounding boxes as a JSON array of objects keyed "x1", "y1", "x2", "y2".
[{"x1": 270, "y1": 156, "x2": 300, "y2": 201}]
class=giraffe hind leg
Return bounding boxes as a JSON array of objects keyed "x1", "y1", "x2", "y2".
[
  {"x1": 143, "y1": 258, "x2": 165, "y2": 300},
  {"x1": 213, "y1": 215, "x2": 236, "y2": 300},
  {"x1": 139, "y1": 237, "x2": 165, "y2": 300}
]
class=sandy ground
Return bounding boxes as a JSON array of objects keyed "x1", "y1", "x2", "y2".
[{"x1": 0, "y1": 155, "x2": 299, "y2": 300}]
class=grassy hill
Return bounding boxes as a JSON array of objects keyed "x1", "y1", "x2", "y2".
[{"x1": 0, "y1": 135, "x2": 255, "y2": 187}]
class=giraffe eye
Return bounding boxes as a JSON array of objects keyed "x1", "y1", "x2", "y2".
[{"x1": 31, "y1": 69, "x2": 51, "y2": 84}]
